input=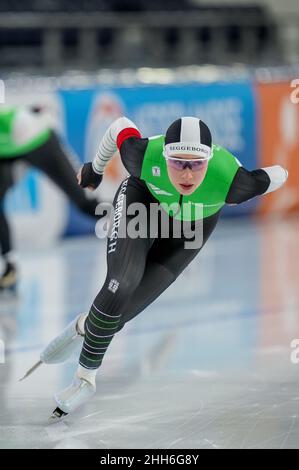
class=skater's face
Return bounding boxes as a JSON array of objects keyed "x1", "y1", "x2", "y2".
[{"x1": 166, "y1": 154, "x2": 209, "y2": 195}]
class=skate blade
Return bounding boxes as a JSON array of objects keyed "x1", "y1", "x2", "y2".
[
  {"x1": 48, "y1": 407, "x2": 68, "y2": 423},
  {"x1": 19, "y1": 360, "x2": 43, "y2": 382}
]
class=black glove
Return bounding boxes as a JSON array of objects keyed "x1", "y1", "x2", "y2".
[{"x1": 79, "y1": 162, "x2": 103, "y2": 189}]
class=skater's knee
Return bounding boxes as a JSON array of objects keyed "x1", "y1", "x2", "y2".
[
  {"x1": 106, "y1": 272, "x2": 143, "y2": 299},
  {"x1": 90, "y1": 267, "x2": 144, "y2": 323}
]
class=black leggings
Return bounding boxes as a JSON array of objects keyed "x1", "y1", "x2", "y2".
[
  {"x1": 79, "y1": 176, "x2": 220, "y2": 370},
  {"x1": 0, "y1": 132, "x2": 98, "y2": 256}
]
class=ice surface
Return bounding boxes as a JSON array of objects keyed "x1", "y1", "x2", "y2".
[{"x1": 1, "y1": 217, "x2": 299, "y2": 449}]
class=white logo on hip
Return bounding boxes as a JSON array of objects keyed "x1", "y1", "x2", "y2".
[
  {"x1": 148, "y1": 183, "x2": 173, "y2": 196},
  {"x1": 152, "y1": 166, "x2": 161, "y2": 177},
  {"x1": 108, "y1": 279, "x2": 120, "y2": 293}
]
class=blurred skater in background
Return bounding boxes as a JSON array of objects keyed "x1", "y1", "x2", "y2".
[{"x1": 0, "y1": 105, "x2": 101, "y2": 293}]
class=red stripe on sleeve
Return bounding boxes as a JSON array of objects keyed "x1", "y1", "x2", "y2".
[{"x1": 116, "y1": 127, "x2": 141, "y2": 149}]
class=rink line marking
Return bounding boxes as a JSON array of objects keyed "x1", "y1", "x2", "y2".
[
  {"x1": 44, "y1": 421, "x2": 107, "y2": 442},
  {"x1": 167, "y1": 437, "x2": 185, "y2": 448},
  {"x1": 280, "y1": 415, "x2": 297, "y2": 449},
  {"x1": 79, "y1": 410, "x2": 105, "y2": 421},
  {"x1": 247, "y1": 428, "x2": 299, "y2": 449},
  {"x1": 174, "y1": 406, "x2": 235, "y2": 450},
  {"x1": 178, "y1": 412, "x2": 225, "y2": 449},
  {"x1": 204, "y1": 439, "x2": 219, "y2": 449},
  {"x1": 240, "y1": 408, "x2": 265, "y2": 449},
  {"x1": 128, "y1": 301, "x2": 291, "y2": 336},
  {"x1": 4, "y1": 301, "x2": 290, "y2": 357},
  {"x1": 149, "y1": 401, "x2": 205, "y2": 449},
  {"x1": 44, "y1": 411, "x2": 164, "y2": 444},
  {"x1": 45, "y1": 422, "x2": 70, "y2": 440}
]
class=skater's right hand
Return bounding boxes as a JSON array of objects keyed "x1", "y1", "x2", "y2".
[{"x1": 77, "y1": 163, "x2": 103, "y2": 190}]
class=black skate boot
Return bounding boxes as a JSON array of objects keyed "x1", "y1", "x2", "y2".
[{"x1": 0, "y1": 262, "x2": 17, "y2": 294}]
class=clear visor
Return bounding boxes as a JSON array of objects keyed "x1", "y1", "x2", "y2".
[{"x1": 165, "y1": 156, "x2": 208, "y2": 171}]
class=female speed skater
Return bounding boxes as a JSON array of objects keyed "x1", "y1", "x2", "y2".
[
  {"x1": 21, "y1": 115, "x2": 288, "y2": 420},
  {"x1": 0, "y1": 105, "x2": 101, "y2": 292}
]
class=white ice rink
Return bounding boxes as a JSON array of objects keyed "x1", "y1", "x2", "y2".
[{"x1": 1, "y1": 216, "x2": 299, "y2": 449}]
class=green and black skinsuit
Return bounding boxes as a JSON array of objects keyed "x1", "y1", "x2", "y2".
[
  {"x1": 0, "y1": 106, "x2": 99, "y2": 278},
  {"x1": 77, "y1": 116, "x2": 287, "y2": 371}
]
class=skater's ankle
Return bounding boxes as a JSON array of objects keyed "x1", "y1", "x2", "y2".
[{"x1": 77, "y1": 365, "x2": 97, "y2": 387}]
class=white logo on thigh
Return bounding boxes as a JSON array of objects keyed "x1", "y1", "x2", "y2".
[{"x1": 108, "y1": 279, "x2": 120, "y2": 293}]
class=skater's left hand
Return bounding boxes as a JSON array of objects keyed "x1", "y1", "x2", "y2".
[{"x1": 77, "y1": 163, "x2": 103, "y2": 190}]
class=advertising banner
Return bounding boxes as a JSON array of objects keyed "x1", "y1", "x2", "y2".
[{"x1": 255, "y1": 81, "x2": 299, "y2": 215}]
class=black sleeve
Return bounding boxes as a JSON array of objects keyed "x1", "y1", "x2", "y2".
[
  {"x1": 225, "y1": 167, "x2": 271, "y2": 204},
  {"x1": 119, "y1": 137, "x2": 149, "y2": 178}
]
